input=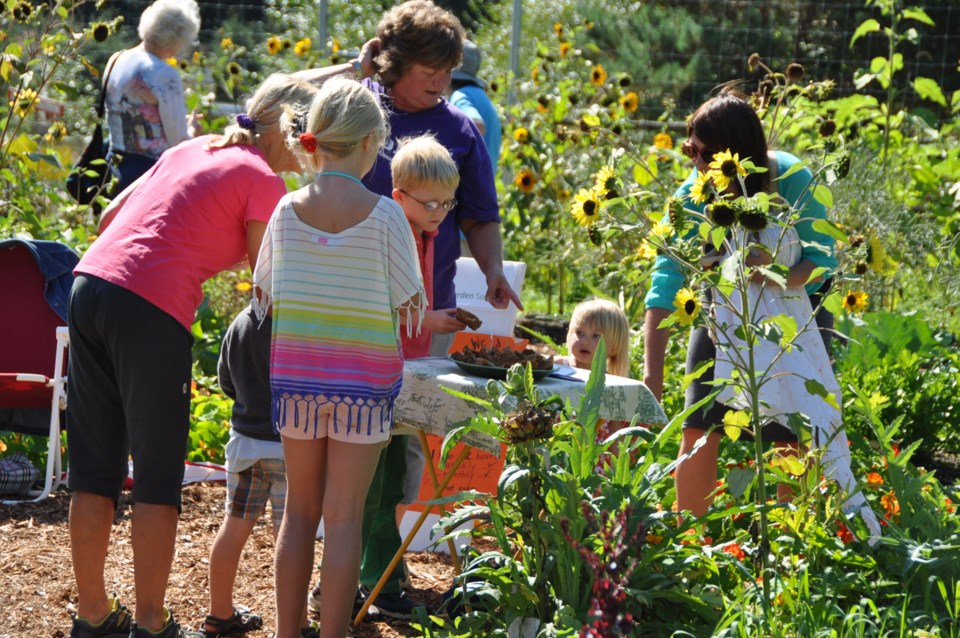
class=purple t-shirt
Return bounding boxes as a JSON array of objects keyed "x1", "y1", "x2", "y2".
[{"x1": 361, "y1": 79, "x2": 500, "y2": 310}]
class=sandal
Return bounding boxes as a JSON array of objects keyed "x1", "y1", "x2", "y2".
[{"x1": 200, "y1": 608, "x2": 263, "y2": 638}]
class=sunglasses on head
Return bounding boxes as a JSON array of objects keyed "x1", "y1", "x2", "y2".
[{"x1": 681, "y1": 140, "x2": 717, "y2": 163}]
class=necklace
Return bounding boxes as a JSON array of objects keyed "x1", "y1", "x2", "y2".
[{"x1": 316, "y1": 170, "x2": 364, "y2": 186}]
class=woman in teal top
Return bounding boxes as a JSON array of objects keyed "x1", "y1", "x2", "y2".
[{"x1": 642, "y1": 92, "x2": 837, "y2": 517}]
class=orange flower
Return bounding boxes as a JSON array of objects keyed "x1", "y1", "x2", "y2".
[
  {"x1": 723, "y1": 542, "x2": 745, "y2": 560},
  {"x1": 866, "y1": 472, "x2": 883, "y2": 485},
  {"x1": 836, "y1": 522, "x2": 854, "y2": 544},
  {"x1": 881, "y1": 491, "x2": 900, "y2": 519},
  {"x1": 645, "y1": 533, "x2": 663, "y2": 544},
  {"x1": 945, "y1": 498, "x2": 955, "y2": 514}
]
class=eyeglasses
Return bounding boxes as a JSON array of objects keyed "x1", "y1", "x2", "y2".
[
  {"x1": 399, "y1": 189, "x2": 458, "y2": 212},
  {"x1": 681, "y1": 139, "x2": 717, "y2": 163}
]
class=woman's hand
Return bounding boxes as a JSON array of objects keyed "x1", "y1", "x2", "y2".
[
  {"x1": 423, "y1": 308, "x2": 466, "y2": 334},
  {"x1": 356, "y1": 38, "x2": 381, "y2": 78}
]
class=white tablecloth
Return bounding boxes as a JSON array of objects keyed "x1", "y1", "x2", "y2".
[{"x1": 394, "y1": 357, "x2": 667, "y2": 455}]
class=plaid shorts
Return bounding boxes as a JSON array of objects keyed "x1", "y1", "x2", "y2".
[{"x1": 226, "y1": 458, "x2": 287, "y2": 529}]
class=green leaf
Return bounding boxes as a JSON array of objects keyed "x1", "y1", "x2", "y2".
[
  {"x1": 582, "y1": 112, "x2": 600, "y2": 128},
  {"x1": 633, "y1": 162, "x2": 652, "y2": 186},
  {"x1": 902, "y1": 7, "x2": 934, "y2": 25},
  {"x1": 813, "y1": 184, "x2": 833, "y2": 208},
  {"x1": 913, "y1": 77, "x2": 947, "y2": 107},
  {"x1": 811, "y1": 219, "x2": 848, "y2": 243},
  {"x1": 765, "y1": 313, "x2": 798, "y2": 348},
  {"x1": 850, "y1": 19, "x2": 881, "y2": 46},
  {"x1": 804, "y1": 378, "x2": 840, "y2": 410},
  {"x1": 723, "y1": 410, "x2": 750, "y2": 441},
  {"x1": 776, "y1": 160, "x2": 808, "y2": 182},
  {"x1": 727, "y1": 467, "x2": 755, "y2": 498}
]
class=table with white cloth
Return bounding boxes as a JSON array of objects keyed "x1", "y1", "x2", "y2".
[{"x1": 354, "y1": 356, "x2": 666, "y2": 624}]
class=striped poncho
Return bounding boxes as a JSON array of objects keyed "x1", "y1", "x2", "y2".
[{"x1": 253, "y1": 193, "x2": 425, "y2": 438}]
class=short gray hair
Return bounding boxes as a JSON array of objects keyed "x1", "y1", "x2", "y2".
[{"x1": 139, "y1": 0, "x2": 200, "y2": 54}]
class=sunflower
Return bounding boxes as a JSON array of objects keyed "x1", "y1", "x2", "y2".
[
  {"x1": 819, "y1": 118, "x2": 837, "y2": 137},
  {"x1": 594, "y1": 165, "x2": 618, "y2": 199},
  {"x1": 266, "y1": 36, "x2": 282, "y2": 55},
  {"x1": 590, "y1": 64, "x2": 607, "y2": 86},
  {"x1": 513, "y1": 127, "x2": 530, "y2": 144},
  {"x1": 786, "y1": 63, "x2": 805, "y2": 82},
  {"x1": 514, "y1": 169, "x2": 537, "y2": 193},
  {"x1": 554, "y1": 22, "x2": 564, "y2": 38},
  {"x1": 227, "y1": 62, "x2": 242, "y2": 76},
  {"x1": 559, "y1": 42, "x2": 571, "y2": 58},
  {"x1": 636, "y1": 241, "x2": 657, "y2": 261},
  {"x1": 536, "y1": 95, "x2": 550, "y2": 113},
  {"x1": 570, "y1": 188, "x2": 601, "y2": 227},
  {"x1": 9, "y1": 87, "x2": 37, "y2": 118},
  {"x1": 690, "y1": 172, "x2": 713, "y2": 205},
  {"x1": 43, "y1": 120, "x2": 67, "y2": 143},
  {"x1": 842, "y1": 290, "x2": 868, "y2": 314},
  {"x1": 221, "y1": 37, "x2": 234, "y2": 50},
  {"x1": 672, "y1": 288, "x2": 700, "y2": 326},
  {"x1": 166, "y1": 57, "x2": 178, "y2": 68},
  {"x1": 282, "y1": 39, "x2": 292, "y2": 50},
  {"x1": 665, "y1": 196, "x2": 686, "y2": 231},
  {"x1": 867, "y1": 235, "x2": 886, "y2": 272},
  {"x1": 619, "y1": 91, "x2": 639, "y2": 113},
  {"x1": 653, "y1": 133, "x2": 673, "y2": 150},
  {"x1": 192, "y1": 50, "x2": 202, "y2": 64},
  {"x1": 92, "y1": 22, "x2": 110, "y2": 43},
  {"x1": 737, "y1": 206, "x2": 768, "y2": 231},
  {"x1": 11, "y1": 1, "x2": 31, "y2": 22},
  {"x1": 235, "y1": 281, "x2": 252, "y2": 293},
  {"x1": 294, "y1": 37, "x2": 311, "y2": 57},
  {"x1": 707, "y1": 202, "x2": 737, "y2": 228},
  {"x1": 331, "y1": 37, "x2": 340, "y2": 54},
  {"x1": 708, "y1": 150, "x2": 747, "y2": 192},
  {"x1": 649, "y1": 219, "x2": 674, "y2": 243},
  {"x1": 747, "y1": 52, "x2": 761, "y2": 72}
]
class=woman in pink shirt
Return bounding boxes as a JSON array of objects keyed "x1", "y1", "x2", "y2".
[{"x1": 64, "y1": 74, "x2": 317, "y2": 638}]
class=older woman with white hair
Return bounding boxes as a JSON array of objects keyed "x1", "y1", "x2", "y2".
[{"x1": 103, "y1": 0, "x2": 201, "y2": 195}]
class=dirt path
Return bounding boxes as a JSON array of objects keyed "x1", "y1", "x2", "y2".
[{"x1": 0, "y1": 484, "x2": 455, "y2": 638}]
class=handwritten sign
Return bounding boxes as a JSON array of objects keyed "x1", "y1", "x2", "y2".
[{"x1": 409, "y1": 434, "x2": 506, "y2": 509}]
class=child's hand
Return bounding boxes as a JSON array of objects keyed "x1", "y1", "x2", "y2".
[{"x1": 424, "y1": 308, "x2": 465, "y2": 334}]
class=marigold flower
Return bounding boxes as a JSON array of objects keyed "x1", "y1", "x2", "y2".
[
  {"x1": 590, "y1": 64, "x2": 607, "y2": 86},
  {"x1": 653, "y1": 133, "x2": 673, "y2": 150},
  {"x1": 837, "y1": 523, "x2": 854, "y2": 544},
  {"x1": 235, "y1": 281, "x2": 252, "y2": 293},
  {"x1": 267, "y1": 36, "x2": 282, "y2": 55},
  {"x1": 513, "y1": 127, "x2": 530, "y2": 144},
  {"x1": 881, "y1": 491, "x2": 900, "y2": 518},
  {"x1": 221, "y1": 37, "x2": 234, "y2": 50},
  {"x1": 723, "y1": 542, "x2": 745, "y2": 560},
  {"x1": 645, "y1": 533, "x2": 663, "y2": 544},
  {"x1": 619, "y1": 91, "x2": 639, "y2": 113},
  {"x1": 294, "y1": 37, "x2": 311, "y2": 57},
  {"x1": 707, "y1": 150, "x2": 747, "y2": 192},
  {"x1": 514, "y1": 168, "x2": 536, "y2": 193},
  {"x1": 672, "y1": 288, "x2": 700, "y2": 326},
  {"x1": 842, "y1": 290, "x2": 868, "y2": 314},
  {"x1": 945, "y1": 497, "x2": 955, "y2": 514},
  {"x1": 866, "y1": 471, "x2": 883, "y2": 485},
  {"x1": 570, "y1": 188, "x2": 601, "y2": 226}
]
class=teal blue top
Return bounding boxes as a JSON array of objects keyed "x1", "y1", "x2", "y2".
[{"x1": 644, "y1": 150, "x2": 837, "y2": 312}]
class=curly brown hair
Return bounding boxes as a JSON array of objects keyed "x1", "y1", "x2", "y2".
[{"x1": 375, "y1": 0, "x2": 465, "y2": 87}]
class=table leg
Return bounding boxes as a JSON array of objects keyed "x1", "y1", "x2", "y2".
[
  {"x1": 353, "y1": 444, "x2": 471, "y2": 626},
  {"x1": 417, "y1": 430, "x2": 463, "y2": 574}
]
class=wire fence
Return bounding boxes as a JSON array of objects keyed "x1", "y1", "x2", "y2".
[{"x1": 92, "y1": 0, "x2": 958, "y2": 118}]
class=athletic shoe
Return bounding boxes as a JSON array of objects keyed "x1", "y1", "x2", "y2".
[
  {"x1": 69, "y1": 598, "x2": 133, "y2": 638},
  {"x1": 371, "y1": 590, "x2": 420, "y2": 620},
  {"x1": 129, "y1": 609, "x2": 203, "y2": 638}
]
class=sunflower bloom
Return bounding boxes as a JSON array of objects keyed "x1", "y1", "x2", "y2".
[
  {"x1": 559, "y1": 42, "x2": 571, "y2": 58},
  {"x1": 708, "y1": 150, "x2": 747, "y2": 192},
  {"x1": 619, "y1": 91, "x2": 639, "y2": 113},
  {"x1": 690, "y1": 172, "x2": 713, "y2": 205},
  {"x1": 672, "y1": 288, "x2": 700, "y2": 326},
  {"x1": 649, "y1": 220, "x2": 674, "y2": 243},
  {"x1": 294, "y1": 37, "x2": 311, "y2": 57},
  {"x1": 653, "y1": 133, "x2": 673, "y2": 150},
  {"x1": 44, "y1": 120, "x2": 67, "y2": 143},
  {"x1": 842, "y1": 290, "x2": 868, "y2": 314},
  {"x1": 554, "y1": 22, "x2": 564, "y2": 38},
  {"x1": 590, "y1": 64, "x2": 607, "y2": 86},
  {"x1": 11, "y1": 1, "x2": 32, "y2": 22},
  {"x1": 235, "y1": 281, "x2": 252, "y2": 293},
  {"x1": 636, "y1": 242, "x2": 657, "y2": 261},
  {"x1": 10, "y1": 87, "x2": 38, "y2": 118},
  {"x1": 227, "y1": 62, "x2": 241, "y2": 76},
  {"x1": 266, "y1": 36, "x2": 282, "y2": 55},
  {"x1": 514, "y1": 169, "x2": 536, "y2": 193},
  {"x1": 593, "y1": 165, "x2": 618, "y2": 198},
  {"x1": 221, "y1": 37, "x2": 234, "y2": 50},
  {"x1": 513, "y1": 127, "x2": 530, "y2": 144},
  {"x1": 166, "y1": 57, "x2": 178, "y2": 68},
  {"x1": 92, "y1": 22, "x2": 110, "y2": 42},
  {"x1": 570, "y1": 189, "x2": 601, "y2": 227}
]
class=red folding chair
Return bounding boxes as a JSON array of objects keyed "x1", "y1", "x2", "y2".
[{"x1": 0, "y1": 241, "x2": 73, "y2": 503}]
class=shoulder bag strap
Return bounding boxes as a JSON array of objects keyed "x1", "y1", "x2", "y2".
[{"x1": 96, "y1": 50, "x2": 125, "y2": 119}]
